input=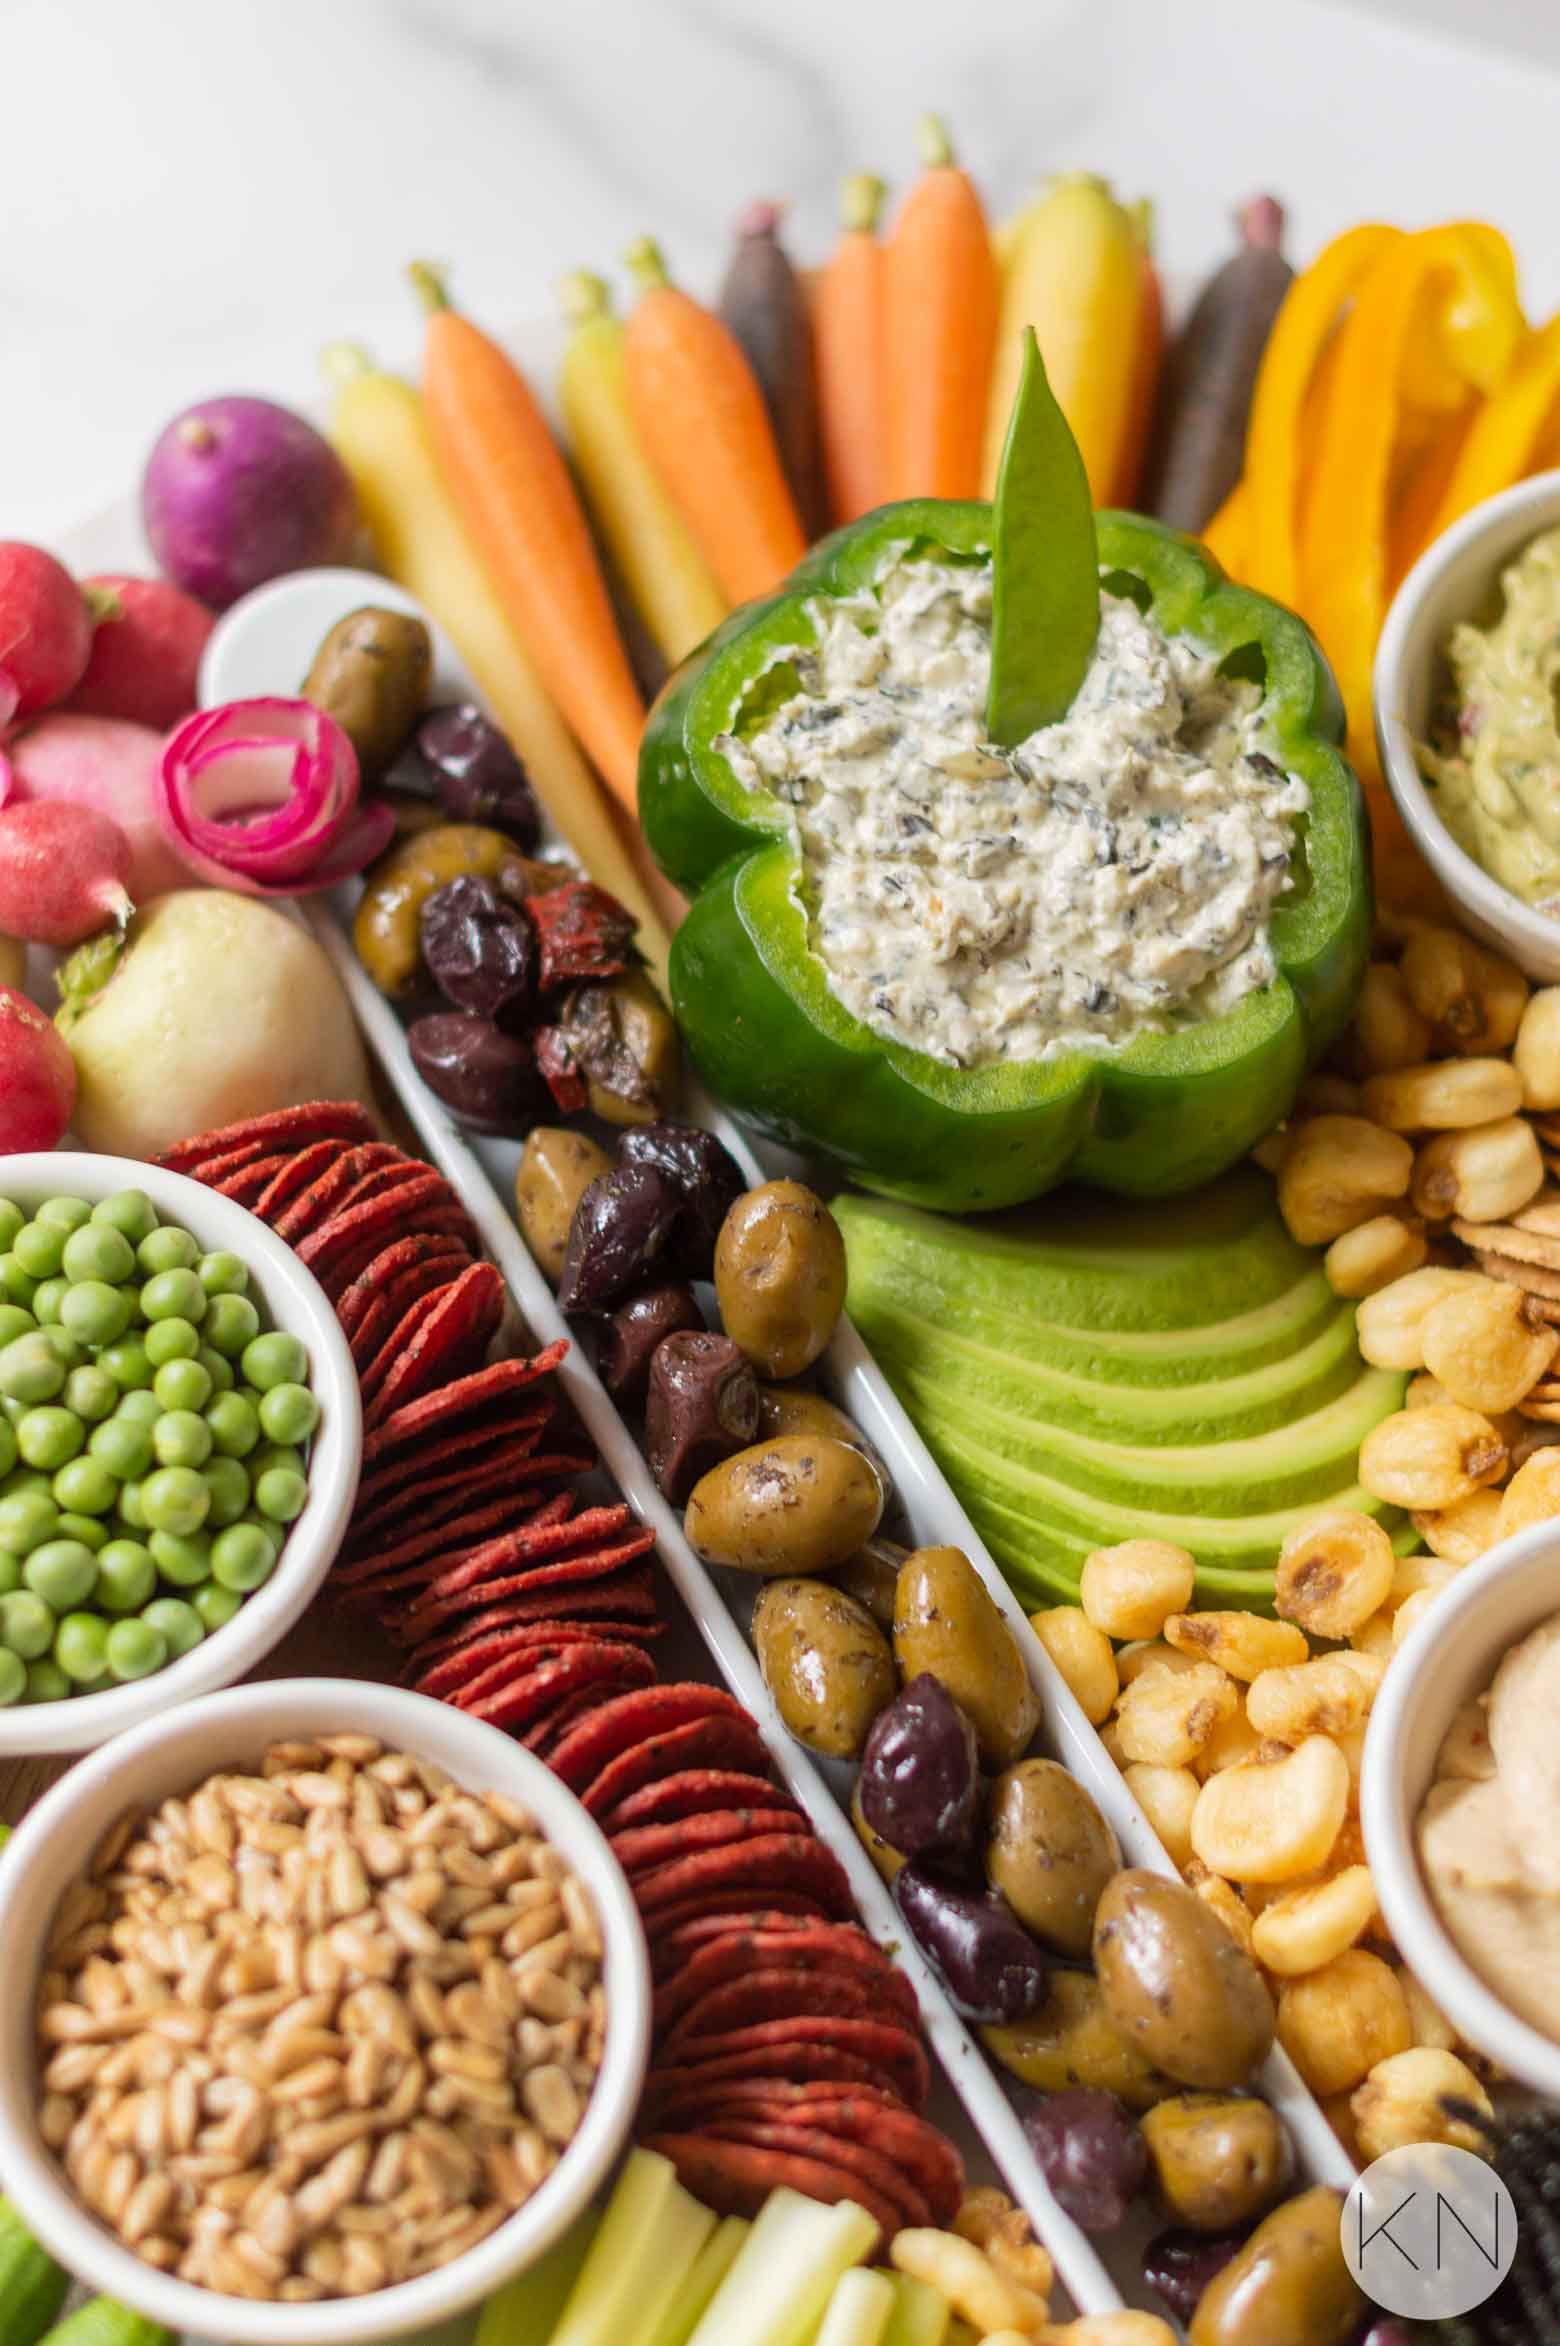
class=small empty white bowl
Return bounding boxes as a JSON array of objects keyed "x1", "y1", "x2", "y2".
[
  {"x1": 0, "y1": 1678, "x2": 651, "y2": 2344},
  {"x1": 1361, "y1": 1518, "x2": 1560, "y2": 2097},
  {"x1": 1374, "y1": 468, "x2": 1560, "y2": 979},
  {"x1": 0, "y1": 1153, "x2": 360, "y2": 1754}
]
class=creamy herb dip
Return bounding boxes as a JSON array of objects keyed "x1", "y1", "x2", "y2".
[
  {"x1": 716, "y1": 555, "x2": 1309, "y2": 1068},
  {"x1": 1420, "y1": 523, "x2": 1560, "y2": 908}
]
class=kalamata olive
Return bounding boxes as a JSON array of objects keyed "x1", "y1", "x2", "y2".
[
  {"x1": 645, "y1": 1333, "x2": 761, "y2": 1502},
  {"x1": 557, "y1": 1164, "x2": 684, "y2": 1315},
  {"x1": 618, "y1": 1122, "x2": 746, "y2": 1279},
  {"x1": 407, "y1": 1012, "x2": 545, "y2": 1132},
  {"x1": 858, "y1": 1674, "x2": 981, "y2": 1863},
  {"x1": 419, "y1": 875, "x2": 537, "y2": 1021},
  {"x1": 1021, "y1": 2089, "x2": 1148, "y2": 2233},
  {"x1": 417, "y1": 703, "x2": 541, "y2": 848},
  {"x1": 598, "y1": 1282, "x2": 703, "y2": 1402},
  {"x1": 891, "y1": 1863, "x2": 1047, "y2": 2025},
  {"x1": 1143, "y1": 2228, "x2": 1246, "y2": 2323}
]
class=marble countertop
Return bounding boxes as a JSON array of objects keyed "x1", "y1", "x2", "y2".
[{"x1": 5, "y1": 0, "x2": 1560, "y2": 544}]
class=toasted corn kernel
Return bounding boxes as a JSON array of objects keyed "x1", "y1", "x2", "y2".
[
  {"x1": 1028, "y1": 1607, "x2": 1117, "y2": 1727},
  {"x1": 1496, "y1": 1444, "x2": 1560, "y2": 1539},
  {"x1": 1163, "y1": 1612, "x2": 1308, "y2": 1682},
  {"x1": 1351, "y1": 2048, "x2": 1493, "y2": 2163},
  {"x1": 1351, "y1": 963, "x2": 1433, "y2": 1074},
  {"x1": 1113, "y1": 1662, "x2": 1237, "y2": 1770},
  {"x1": 1274, "y1": 1510, "x2": 1395, "y2": 1637},
  {"x1": 1121, "y1": 1765, "x2": 1200, "y2": 1871},
  {"x1": 890, "y1": 2229, "x2": 1051, "y2": 2337},
  {"x1": 1515, "y1": 986, "x2": 1560, "y2": 1110},
  {"x1": 1191, "y1": 1706, "x2": 1263, "y2": 1781},
  {"x1": 1391, "y1": 1589, "x2": 1439, "y2": 1647},
  {"x1": 1361, "y1": 1057, "x2": 1522, "y2": 1132},
  {"x1": 1276, "y1": 1116, "x2": 1413, "y2": 1247},
  {"x1": 1114, "y1": 1640, "x2": 1203, "y2": 1688},
  {"x1": 1356, "y1": 1266, "x2": 1487, "y2": 1370},
  {"x1": 1324, "y1": 1214, "x2": 1428, "y2": 1299},
  {"x1": 1079, "y1": 1542, "x2": 1196, "y2": 1642},
  {"x1": 1189, "y1": 1737, "x2": 1349, "y2": 1883},
  {"x1": 1421, "y1": 1278, "x2": 1559, "y2": 1412},
  {"x1": 1246, "y1": 1653, "x2": 1380, "y2": 1744},
  {"x1": 1400, "y1": 927, "x2": 1528, "y2": 1055},
  {"x1": 1411, "y1": 1117, "x2": 1544, "y2": 1223},
  {"x1": 1276, "y1": 1950, "x2": 1412, "y2": 2096},
  {"x1": 1358, "y1": 1404, "x2": 1508, "y2": 1510},
  {"x1": 1184, "y1": 1864, "x2": 1256, "y2": 1955},
  {"x1": 1294, "y1": 1073, "x2": 1364, "y2": 1119},
  {"x1": 1251, "y1": 1867, "x2": 1378, "y2": 1976},
  {"x1": 1400, "y1": 1969, "x2": 1458, "y2": 2051}
]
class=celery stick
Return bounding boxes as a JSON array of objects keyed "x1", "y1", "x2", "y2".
[
  {"x1": 879, "y1": 2272, "x2": 950, "y2": 2346},
  {"x1": 475, "y1": 2202, "x2": 597, "y2": 2346},
  {"x1": 549, "y1": 2149, "x2": 715, "y2": 2346},
  {"x1": 643, "y1": 2216, "x2": 751, "y2": 2346},
  {"x1": 812, "y1": 2268, "x2": 897, "y2": 2346},
  {"x1": 687, "y1": 2188, "x2": 878, "y2": 2346}
]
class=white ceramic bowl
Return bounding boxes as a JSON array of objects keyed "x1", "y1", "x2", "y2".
[
  {"x1": 1375, "y1": 468, "x2": 1560, "y2": 978},
  {"x1": 1361, "y1": 1519, "x2": 1560, "y2": 2097},
  {"x1": 0, "y1": 1677, "x2": 650, "y2": 2343},
  {"x1": 0, "y1": 1152, "x2": 361, "y2": 1754}
]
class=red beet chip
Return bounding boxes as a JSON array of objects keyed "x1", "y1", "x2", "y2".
[
  {"x1": 548, "y1": 1684, "x2": 755, "y2": 1795},
  {"x1": 157, "y1": 1101, "x2": 376, "y2": 1170},
  {"x1": 252, "y1": 1138, "x2": 351, "y2": 1224},
  {"x1": 614, "y1": 1810, "x2": 810, "y2": 1883},
  {"x1": 632, "y1": 1834, "x2": 855, "y2": 1924},
  {"x1": 534, "y1": 1025, "x2": 588, "y2": 1116},
  {"x1": 339, "y1": 1484, "x2": 597, "y2": 1600},
  {"x1": 174, "y1": 1138, "x2": 272, "y2": 1188},
  {"x1": 351, "y1": 1412, "x2": 554, "y2": 1526},
  {"x1": 414, "y1": 1574, "x2": 662, "y2": 1663},
  {"x1": 661, "y1": 1969, "x2": 903, "y2": 2056},
  {"x1": 417, "y1": 1622, "x2": 632, "y2": 1702},
  {"x1": 394, "y1": 1519, "x2": 655, "y2": 1631},
  {"x1": 699, "y1": 2116, "x2": 932, "y2": 2231},
  {"x1": 652, "y1": 1927, "x2": 914, "y2": 2036},
  {"x1": 600, "y1": 1770, "x2": 795, "y2": 1836},
  {"x1": 336, "y1": 1233, "x2": 475, "y2": 1337},
  {"x1": 581, "y1": 1715, "x2": 771, "y2": 1822},
  {"x1": 297, "y1": 1171, "x2": 473, "y2": 1276},
  {"x1": 523, "y1": 1681, "x2": 620, "y2": 1756},
  {"x1": 644, "y1": 2036, "x2": 907, "y2": 2099},
  {"x1": 209, "y1": 1155, "x2": 292, "y2": 1205},
  {"x1": 650, "y1": 2014, "x2": 929, "y2": 2114},
  {"x1": 465, "y1": 1640, "x2": 656, "y2": 1729},
  {"x1": 526, "y1": 879, "x2": 635, "y2": 990},
  {"x1": 641, "y1": 2132, "x2": 898, "y2": 2248},
  {"x1": 357, "y1": 1281, "x2": 458, "y2": 1411},
  {"x1": 363, "y1": 1348, "x2": 567, "y2": 1458},
  {"x1": 399, "y1": 1504, "x2": 653, "y2": 1621},
  {"x1": 366, "y1": 1262, "x2": 505, "y2": 1429}
]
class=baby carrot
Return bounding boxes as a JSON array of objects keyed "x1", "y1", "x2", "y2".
[
  {"x1": 815, "y1": 173, "x2": 890, "y2": 524},
  {"x1": 623, "y1": 237, "x2": 807, "y2": 605},
  {"x1": 884, "y1": 116, "x2": 998, "y2": 500},
  {"x1": 411, "y1": 263, "x2": 645, "y2": 813}
]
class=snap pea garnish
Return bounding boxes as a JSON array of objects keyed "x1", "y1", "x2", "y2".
[{"x1": 986, "y1": 325, "x2": 1099, "y2": 747}]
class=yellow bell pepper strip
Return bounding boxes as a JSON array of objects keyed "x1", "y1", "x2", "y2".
[
  {"x1": 980, "y1": 172, "x2": 1150, "y2": 504},
  {"x1": 557, "y1": 272, "x2": 727, "y2": 668},
  {"x1": 1202, "y1": 479, "x2": 1252, "y2": 575},
  {"x1": 320, "y1": 345, "x2": 671, "y2": 982},
  {"x1": 1426, "y1": 311, "x2": 1560, "y2": 542},
  {"x1": 1297, "y1": 224, "x2": 1526, "y2": 771},
  {"x1": 1243, "y1": 222, "x2": 1403, "y2": 608}
]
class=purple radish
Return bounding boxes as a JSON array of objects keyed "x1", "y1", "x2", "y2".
[{"x1": 141, "y1": 395, "x2": 359, "y2": 609}]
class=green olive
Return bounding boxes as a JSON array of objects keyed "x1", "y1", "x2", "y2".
[
  {"x1": 752, "y1": 1576, "x2": 896, "y2": 1759},
  {"x1": 1188, "y1": 2187, "x2": 1362, "y2": 2346},
  {"x1": 564, "y1": 971, "x2": 681, "y2": 1127},
  {"x1": 981, "y1": 1969, "x2": 1179, "y2": 2111},
  {"x1": 352, "y1": 824, "x2": 557, "y2": 998},
  {"x1": 1093, "y1": 1869, "x2": 1275, "y2": 2091},
  {"x1": 756, "y1": 1385, "x2": 890, "y2": 1495},
  {"x1": 1140, "y1": 2093, "x2": 1293, "y2": 2232},
  {"x1": 892, "y1": 1544, "x2": 1039, "y2": 1770},
  {"x1": 0, "y1": 936, "x2": 24, "y2": 992},
  {"x1": 985, "y1": 1758, "x2": 1120, "y2": 1958},
  {"x1": 302, "y1": 606, "x2": 433, "y2": 784},
  {"x1": 715, "y1": 1182, "x2": 846, "y2": 1380},
  {"x1": 515, "y1": 1129, "x2": 613, "y2": 1285},
  {"x1": 835, "y1": 1536, "x2": 908, "y2": 1631},
  {"x1": 851, "y1": 1776, "x2": 905, "y2": 1885},
  {"x1": 684, "y1": 1435, "x2": 883, "y2": 1576}
]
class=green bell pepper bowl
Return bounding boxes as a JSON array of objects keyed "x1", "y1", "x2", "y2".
[{"x1": 639, "y1": 501, "x2": 1371, "y2": 1214}]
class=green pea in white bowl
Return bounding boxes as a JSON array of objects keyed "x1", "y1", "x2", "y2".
[{"x1": 0, "y1": 1154, "x2": 360, "y2": 1755}]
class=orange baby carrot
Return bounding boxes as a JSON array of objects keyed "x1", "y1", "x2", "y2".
[
  {"x1": 412, "y1": 263, "x2": 645, "y2": 811},
  {"x1": 623, "y1": 238, "x2": 806, "y2": 604},
  {"x1": 815, "y1": 173, "x2": 890, "y2": 524},
  {"x1": 884, "y1": 116, "x2": 998, "y2": 500}
]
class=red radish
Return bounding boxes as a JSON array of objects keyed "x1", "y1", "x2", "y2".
[
  {"x1": 0, "y1": 801, "x2": 133, "y2": 947},
  {"x1": 65, "y1": 575, "x2": 215, "y2": 729},
  {"x1": 0, "y1": 543, "x2": 92, "y2": 718},
  {"x1": 0, "y1": 985, "x2": 75, "y2": 1152},
  {"x1": 6, "y1": 714, "x2": 192, "y2": 901}
]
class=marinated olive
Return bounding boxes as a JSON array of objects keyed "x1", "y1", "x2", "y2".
[
  {"x1": 835, "y1": 1535, "x2": 907, "y2": 1630},
  {"x1": 1093, "y1": 1870, "x2": 1275, "y2": 2092},
  {"x1": 557, "y1": 1165, "x2": 683, "y2": 1315},
  {"x1": 619, "y1": 1123, "x2": 746, "y2": 1280},
  {"x1": 551, "y1": 972, "x2": 680, "y2": 1126},
  {"x1": 851, "y1": 1777, "x2": 905, "y2": 1884},
  {"x1": 645, "y1": 1333, "x2": 760, "y2": 1503},
  {"x1": 420, "y1": 876, "x2": 537, "y2": 1021},
  {"x1": 302, "y1": 606, "x2": 432, "y2": 784},
  {"x1": 714, "y1": 1181, "x2": 846, "y2": 1379},
  {"x1": 1022, "y1": 2090, "x2": 1148, "y2": 2233},
  {"x1": 753, "y1": 1576, "x2": 897, "y2": 1759},
  {"x1": 986, "y1": 1759, "x2": 1121, "y2": 1959},
  {"x1": 408, "y1": 1012, "x2": 545, "y2": 1133},
  {"x1": 858, "y1": 1672, "x2": 981, "y2": 1863},
  {"x1": 354, "y1": 824, "x2": 555, "y2": 999},
  {"x1": 597, "y1": 1282, "x2": 703, "y2": 1401},
  {"x1": 892, "y1": 1863, "x2": 1047, "y2": 2025},
  {"x1": 755, "y1": 1385, "x2": 890, "y2": 1495},
  {"x1": 684, "y1": 1434, "x2": 883, "y2": 1576},
  {"x1": 1187, "y1": 2187, "x2": 1362, "y2": 2346},
  {"x1": 893, "y1": 1544, "x2": 1039, "y2": 1771},
  {"x1": 1143, "y1": 2229, "x2": 1245, "y2": 2324},
  {"x1": 1140, "y1": 2094, "x2": 1292, "y2": 2233},
  {"x1": 416, "y1": 703, "x2": 541, "y2": 848},
  {"x1": 983, "y1": 1970, "x2": 1181, "y2": 2112},
  {"x1": 515, "y1": 1129, "x2": 613, "y2": 1286}
]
